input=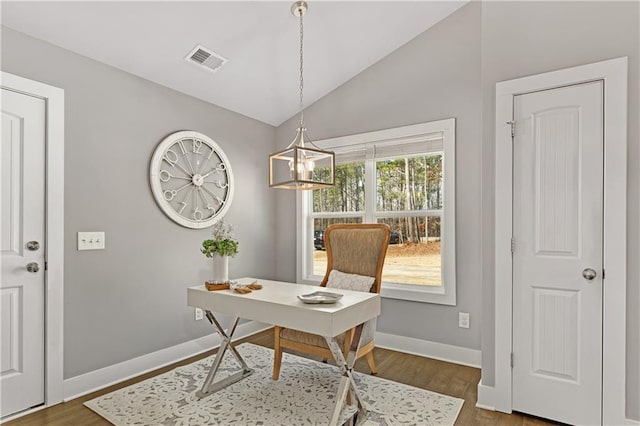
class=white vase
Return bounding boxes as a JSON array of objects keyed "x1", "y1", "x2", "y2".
[{"x1": 211, "y1": 254, "x2": 229, "y2": 284}]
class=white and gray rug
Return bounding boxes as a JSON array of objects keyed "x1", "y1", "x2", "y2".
[{"x1": 85, "y1": 343, "x2": 463, "y2": 425}]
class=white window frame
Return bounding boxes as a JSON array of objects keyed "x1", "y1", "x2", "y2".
[{"x1": 296, "y1": 118, "x2": 456, "y2": 305}]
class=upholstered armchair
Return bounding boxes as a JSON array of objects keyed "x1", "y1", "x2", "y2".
[{"x1": 272, "y1": 223, "x2": 390, "y2": 380}]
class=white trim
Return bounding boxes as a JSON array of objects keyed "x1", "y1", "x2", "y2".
[
  {"x1": 312, "y1": 119, "x2": 452, "y2": 150},
  {"x1": 1, "y1": 72, "x2": 65, "y2": 409},
  {"x1": 63, "y1": 321, "x2": 271, "y2": 401},
  {"x1": 0, "y1": 404, "x2": 48, "y2": 424},
  {"x1": 375, "y1": 331, "x2": 480, "y2": 368},
  {"x1": 476, "y1": 381, "x2": 496, "y2": 411},
  {"x1": 297, "y1": 119, "x2": 457, "y2": 305},
  {"x1": 492, "y1": 57, "x2": 628, "y2": 424}
]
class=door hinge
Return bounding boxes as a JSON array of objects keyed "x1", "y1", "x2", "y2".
[
  {"x1": 44, "y1": 261, "x2": 48, "y2": 271},
  {"x1": 510, "y1": 352, "x2": 514, "y2": 368},
  {"x1": 602, "y1": 268, "x2": 605, "y2": 279},
  {"x1": 507, "y1": 120, "x2": 515, "y2": 138},
  {"x1": 511, "y1": 237, "x2": 515, "y2": 253}
]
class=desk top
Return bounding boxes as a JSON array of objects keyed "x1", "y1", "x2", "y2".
[{"x1": 187, "y1": 277, "x2": 380, "y2": 337}]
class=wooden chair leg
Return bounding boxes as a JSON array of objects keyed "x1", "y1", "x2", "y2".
[
  {"x1": 342, "y1": 328, "x2": 354, "y2": 359},
  {"x1": 272, "y1": 326, "x2": 283, "y2": 380},
  {"x1": 365, "y1": 351, "x2": 377, "y2": 375}
]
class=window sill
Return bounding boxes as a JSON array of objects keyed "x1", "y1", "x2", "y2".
[
  {"x1": 300, "y1": 276, "x2": 456, "y2": 306},
  {"x1": 380, "y1": 282, "x2": 456, "y2": 305}
]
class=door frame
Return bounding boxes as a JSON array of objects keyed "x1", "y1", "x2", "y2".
[
  {"x1": 1, "y1": 72, "x2": 65, "y2": 414},
  {"x1": 493, "y1": 57, "x2": 628, "y2": 424}
]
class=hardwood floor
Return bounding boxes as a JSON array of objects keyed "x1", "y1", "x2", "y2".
[{"x1": 5, "y1": 329, "x2": 559, "y2": 425}]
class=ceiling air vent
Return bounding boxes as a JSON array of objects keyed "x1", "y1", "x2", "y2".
[{"x1": 185, "y1": 44, "x2": 227, "y2": 73}]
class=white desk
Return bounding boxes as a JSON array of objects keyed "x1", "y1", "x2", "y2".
[{"x1": 187, "y1": 277, "x2": 381, "y2": 426}]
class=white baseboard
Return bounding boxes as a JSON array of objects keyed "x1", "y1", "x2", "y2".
[
  {"x1": 476, "y1": 380, "x2": 496, "y2": 411},
  {"x1": 475, "y1": 381, "x2": 640, "y2": 425},
  {"x1": 1, "y1": 404, "x2": 47, "y2": 423},
  {"x1": 63, "y1": 321, "x2": 271, "y2": 401},
  {"x1": 374, "y1": 331, "x2": 481, "y2": 368},
  {"x1": 63, "y1": 325, "x2": 479, "y2": 402}
]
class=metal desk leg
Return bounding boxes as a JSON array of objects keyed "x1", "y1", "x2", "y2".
[
  {"x1": 196, "y1": 311, "x2": 253, "y2": 398},
  {"x1": 324, "y1": 320, "x2": 373, "y2": 426}
]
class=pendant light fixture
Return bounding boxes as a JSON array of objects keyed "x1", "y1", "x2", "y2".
[{"x1": 269, "y1": 1, "x2": 335, "y2": 190}]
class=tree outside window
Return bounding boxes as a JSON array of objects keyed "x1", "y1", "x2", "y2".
[
  {"x1": 298, "y1": 118, "x2": 456, "y2": 305},
  {"x1": 311, "y1": 154, "x2": 443, "y2": 287}
]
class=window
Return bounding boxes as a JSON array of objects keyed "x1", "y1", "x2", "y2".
[{"x1": 297, "y1": 119, "x2": 456, "y2": 305}]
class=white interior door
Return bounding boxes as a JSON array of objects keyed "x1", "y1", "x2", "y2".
[
  {"x1": 512, "y1": 81, "x2": 603, "y2": 425},
  {"x1": 1, "y1": 88, "x2": 46, "y2": 417}
]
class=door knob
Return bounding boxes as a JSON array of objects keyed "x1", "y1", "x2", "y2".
[
  {"x1": 582, "y1": 268, "x2": 597, "y2": 281},
  {"x1": 26, "y1": 241, "x2": 40, "y2": 251},
  {"x1": 26, "y1": 262, "x2": 39, "y2": 273}
]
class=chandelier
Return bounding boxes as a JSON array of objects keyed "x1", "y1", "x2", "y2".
[{"x1": 269, "y1": 1, "x2": 335, "y2": 190}]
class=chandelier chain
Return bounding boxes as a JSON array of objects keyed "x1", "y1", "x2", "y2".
[{"x1": 299, "y1": 11, "x2": 304, "y2": 127}]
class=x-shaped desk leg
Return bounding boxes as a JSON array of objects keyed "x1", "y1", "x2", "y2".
[
  {"x1": 196, "y1": 311, "x2": 253, "y2": 398},
  {"x1": 324, "y1": 320, "x2": 373, "y2": 426}
]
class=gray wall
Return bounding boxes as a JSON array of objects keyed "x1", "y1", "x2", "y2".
[
  {"x1": 276, "y1": 2, "x2": 483, "y2": 350},
  {"x1": 276, "y1": 0, "x2": 639, "y2": 420},
  {"x1": 1, "y1": 27, "x2": 277, "y2": 378},
  {"x1": 3, "y1": 1, "x2": 637, "y2": 419},
  {"x1": 480, "y1": 2, "x2": 639, "y2": 419}
]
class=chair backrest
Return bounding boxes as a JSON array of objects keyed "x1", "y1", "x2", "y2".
[{"x1": 320, "y1": 223, "x2": 390, "y2": 294}]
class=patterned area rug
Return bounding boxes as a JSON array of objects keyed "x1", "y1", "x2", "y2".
[{"x1": 85, "y1": 343, "x2": 463, "y2": 425}]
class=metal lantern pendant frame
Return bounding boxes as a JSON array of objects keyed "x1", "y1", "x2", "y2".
[{"x1": 269, "y1": 1, "x2": 335, "y2": 190}]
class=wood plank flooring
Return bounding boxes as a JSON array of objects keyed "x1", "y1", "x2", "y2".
[{"x1": 5, "y1": 329, "x2": 559, "y2": 425}]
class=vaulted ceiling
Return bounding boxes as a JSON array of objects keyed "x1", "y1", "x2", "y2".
[{"x1": 2, "y1": 1, "x2": 467, "y2": 126}]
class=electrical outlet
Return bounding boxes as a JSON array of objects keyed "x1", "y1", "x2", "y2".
[
  {"x1": 458, "y1": 312, "x2": 470, "y2": 329},
  {"x1": 195, "y1": 308, "x2": 204, "y2": 321}
]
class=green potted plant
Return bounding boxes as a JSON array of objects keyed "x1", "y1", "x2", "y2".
[{"x1": 202, "y1": 220, "x2": 238, "y2": 284}]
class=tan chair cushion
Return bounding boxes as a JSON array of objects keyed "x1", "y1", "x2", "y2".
[
  {"x1": 280, "y1": 328, "x2": 346, "y2": 348},
  {"x1": 280, "y1": 318, "x2": 377, "y2": 348}
]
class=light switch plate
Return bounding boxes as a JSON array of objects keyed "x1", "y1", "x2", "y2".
[{"x1": 77, "y1": 232, "x2": 105, "y2": 250}]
